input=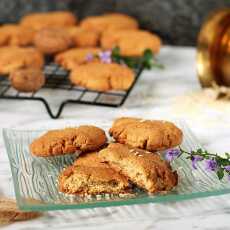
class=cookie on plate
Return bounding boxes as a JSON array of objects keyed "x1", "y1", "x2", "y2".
[
  {"x1": 66, "y1": 26, "x2": 99, "y2": 47},
  {"x1": 69, "y1": 62, "x2": 134, "y2": 91},
  {"x1": 0, "y1": 24, "x2": 35, "y2": 46},
  {"x1": 101, "y1": 29, "x2": 161, "y2": 56},
  {"x1": 9, "y1": 68, "x2": 45, "y2": 92},
  {"x1": 80, "y1": 13, "x2": 138, "y2": 34},
  {"x1": 20, "y1": 11, "x2": 77, "y2": 31},
  {"x1": 109, "y1": 117, "x2": 183, "y2": 151},
  {"x1": 30, "y1": 126, "x2": 107, "y2": 157},
  {"x1": 59, "y1": 159, "x2": 130, "y2": 195},
  {"x1": 99, "y1": 143, "x2": 178, "y2": 193},
  {"x1": 0, "y1": 197, "x2": 40, "y2": 225},
  {"x1": 0, "y1": 46, "x2": 44, "y2": 75},
  {"x1": 34, "y1": 28, "x2": 73, "y2": 55},
  {"x1": 55, "y1": 47, "x2": 101, "y2": 70}
]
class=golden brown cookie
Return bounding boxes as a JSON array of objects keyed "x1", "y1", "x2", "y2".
[
  {"x1": 9, "y1": 68, "x2": 45, "y2": 92},
  {"x1": 58, "y1": 163, "x2": 130, "y2": 195},
  {"x1": 99, "y1": 143, "x2": 178, "y2": 193},
  {"x1": 34, "y1": 28, "x2": 73, "y2": 55},
  {"x1": 69, "y1": 62, "x2": 135, "y2": 91},
  {"x1": 0, "y1": 24, "x2": 35, "y2": 46},
  {"x1": 20, "y1": 11, "x2": 77, "y2": 31},
  {"x1": 0, "y1": 197, "x2": 40, "y2": 225},
  {"x1": 101, "y1": 29, "x2": 161, "y2": 56},
  {"x1": 80, "y1": 13, "x2": 138, "y2": 34},
  {"x1": 66, "y1": 26, "x2": 99, "y2": 47},
  {"x1": 0, "y1": 46, "x2": 44, "y2": 75},
  {"x1": 55, "y1": 47, "x2": 102, "y2": 70},
  {"x1": 109, "y1": 117, "x2": 183, "y2": 151},
  {"x1": 30, "y1": 126, "x2": 107, "y2": 157}
]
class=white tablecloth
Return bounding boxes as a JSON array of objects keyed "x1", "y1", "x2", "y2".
[{"x1": 1, "y1": 46, "x2": 230, "y2": 230}]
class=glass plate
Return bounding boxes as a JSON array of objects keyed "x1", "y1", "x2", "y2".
[{"x1": 3, "y1": 120, "x2": 230, "y2": 211}]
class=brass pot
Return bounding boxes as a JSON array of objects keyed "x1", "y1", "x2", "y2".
[{"x1": 197, "y1": 8, "x2": 230, "y2": 87}]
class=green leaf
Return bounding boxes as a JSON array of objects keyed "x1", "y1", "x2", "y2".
[{"x1": 217, "y1": 168, "x2": 224, "y2": 180}]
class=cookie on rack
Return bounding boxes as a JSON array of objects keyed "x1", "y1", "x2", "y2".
[
  {"x1": 9, "y1": 68, "x2": 45, "y2": 92},
  {"x1": 80, "y1": 13, "x2": 138, "y2": 34},
  {"x1": 66, "y1": 26, "x2": 99, "y2": 47},
  {"x1": 34, "y1": 28, "x2": 73, "y2": 55},
  {"x1": 99, "y1": 143, "x2": 178, "y2": 193},
  {"x1": 55, "y1": 47, "x2": 102, "y2": 70},
  {"x1": 69, "y1": 62, "x2": 135, "y2": 91},
  {"x1": 59, "y1": 152, "x2": 130, "y2": 195},
  {"x1": 109, "y1": 117, "x2": 183, "y2": 151},
  {"x1": 30, "y1": 126, "x2": 107, "y2": 157},
  {"x1": 0, "y1": 24, "x2": 35, "y2": 46},
  {"x1": 20, "y1": 11, "x2": 77, "y2": 31},
  {"x1": 0, "y1": 46, "x2": 44, "y2": 75},
  {"x1": 101, "y1": 29, "x2": 161, "y2": 56}
]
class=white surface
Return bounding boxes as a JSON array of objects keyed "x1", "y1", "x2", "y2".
[{"x1": 1, "y1": 46, "x2": 230, "y2": 230}]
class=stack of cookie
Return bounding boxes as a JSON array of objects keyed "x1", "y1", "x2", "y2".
[
  {"x1": 0, "y1": 11, "x2": 161, "y2": 93},
  {"x1": 30, "y1": 117, "x2": 182, "y2": 195}
]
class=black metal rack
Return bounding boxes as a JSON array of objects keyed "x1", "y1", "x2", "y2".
[{"x1": 0, "y1": 63, "x2": 143, "y2": 119}]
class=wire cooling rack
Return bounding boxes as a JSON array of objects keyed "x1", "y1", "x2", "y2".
[{"x1": 0, "y1": 63, "x2": 143, "y2": 119}]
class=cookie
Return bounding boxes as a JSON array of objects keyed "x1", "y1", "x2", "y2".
[
  {"x1": 109, "y1": 117, "x2": 183, "y2": 151},
  {"x1": 101, "y1": 29, "x2": 161, "y2": 56},
  {"x1": 20, "y1": 11, "x2": 77, "y2": 31},
  {"x1": 30, "y1": 126, "x2": 107, "y2": 157},
  {"x1": 0, "y1": 46, "x2": 44, "y2": 75},
  {"x1": 9, "y1": 68, "x2": 45, "y2": 92},
  {"x1": 66, "y1": 27, "x2": 99, "y2": 47},
  {"x1": 99, "y1": 143, "x2": 178, "y2": 193},
  {"x1": 80, "y1": 13, "x2": 138, "y2": 34},
  {"x1": 0, "y1": 24, "x2": 35, "y2": 46},
  {"x1": 0, "y1": 197, "x2": 40, "y2": 225},
  {"x1": 55, "y1": 47, "x2": 101, "y2": 70},
  {"x1": 34, "y1": 28, "x2": 73, "y2": 55},
  {"x1": 58, "y1": 163, "x2": 130, "y2": 195},
  {"x1": 69, "y1": 62, "x2": 135, "y2": 91}
]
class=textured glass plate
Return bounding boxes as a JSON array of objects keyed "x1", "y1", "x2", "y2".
[{"x1": 3, "y1": 120, "x2": 230, "y2": 211}]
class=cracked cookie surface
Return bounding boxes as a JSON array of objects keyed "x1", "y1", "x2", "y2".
[
  {"x1": 69, "y1": 62, "x2": 134, "y2": 91},
  {"x1": 59, "y1": 152, "x2": 130, "y2": 195},
  {"x1": 99, "y1": 143, "x2": 178, "y2": 193},
  {"x1": 30, "y1": 126, "x2": 107, "y2": 157},
  {"x1": 109, "y1": 117, "x2": 183, "y2": 151}
]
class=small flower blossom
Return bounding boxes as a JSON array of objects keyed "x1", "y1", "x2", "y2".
[
  {"x1": 165, "y1": 149, "x2": 180, "y2": 161},
  {"x1": 224, "y1": 165, "x2": 230, "y2": 171},
  {"x1": 191, "y1": 155, "x2": 203, "y2": 169},
  {"x1": 99, "y1": 51, "x2": 112, "y2": 63},
  {"x1": 86, "y1": 53, "x2": 94, "y2": 62},
  {"x1": 205, "y1": 159, "x2": 218, "y2": 172}
]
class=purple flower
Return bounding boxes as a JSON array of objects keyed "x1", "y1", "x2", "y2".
[
  {"x1": 99, "y1": 51, "x2": 112, "y2": 63},
  {"x1": 86, "y1": 53, "x2": 94, "y2": 62},
  {"x1": 165, "y1": 149, "x2": 180, "y2": 162},
  {"x1": 224, "y1": 165, "x2": 230, "y2": 171},
  {"x1": 191, "y1": 155, "x2": 203, "y2": 169},
  {"x1": 205, "y1": 159, "x2": 218, "y2": 172}
]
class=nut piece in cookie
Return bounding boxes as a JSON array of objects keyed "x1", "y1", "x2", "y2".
[
  {"x1": 20, "y1": 11, "x2": 77, "y2": 31},
  {"x1": 0, "y1": 46, "x2": 44, "y2": 75},
  {"x1": 59, "y1": 153, "x2": 130, "y2": 195},
  {"x1": 101, "y1": 29, "x2": 161, "y2": 56},
  {"x1": 30, "y1": 126, "x2": 107, "y2": 157},
  {"x1": 99, "y1": 143, "x2": 178, "y2": 193},
  {"x1": 66, "y1": 27, "x2": 99, "y2": 47},
  {"x1": 10, "y1": 68, "x2": 45, "y2": 92},
  {"x1": 109, "y1": 117, "x2": 183, "y2": 151},
  {"x1": 0, "y1": 24, "x2": 35, "y2": 46},
  {"x1": 80, "y1": 13, "x2": 138, "y2": 34},
  {"x1": 34, "y1": 28, "x2": 73, "y2": 55},
  {"x1": 0, "y1": 197, "x2": 40, "y2": 225},
  {"x1": 69, "y1": 62, "x2": 135, "y2": 91},
  {"x1": 55, "y1": 48, "x2": 101, "y2": 70}
]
